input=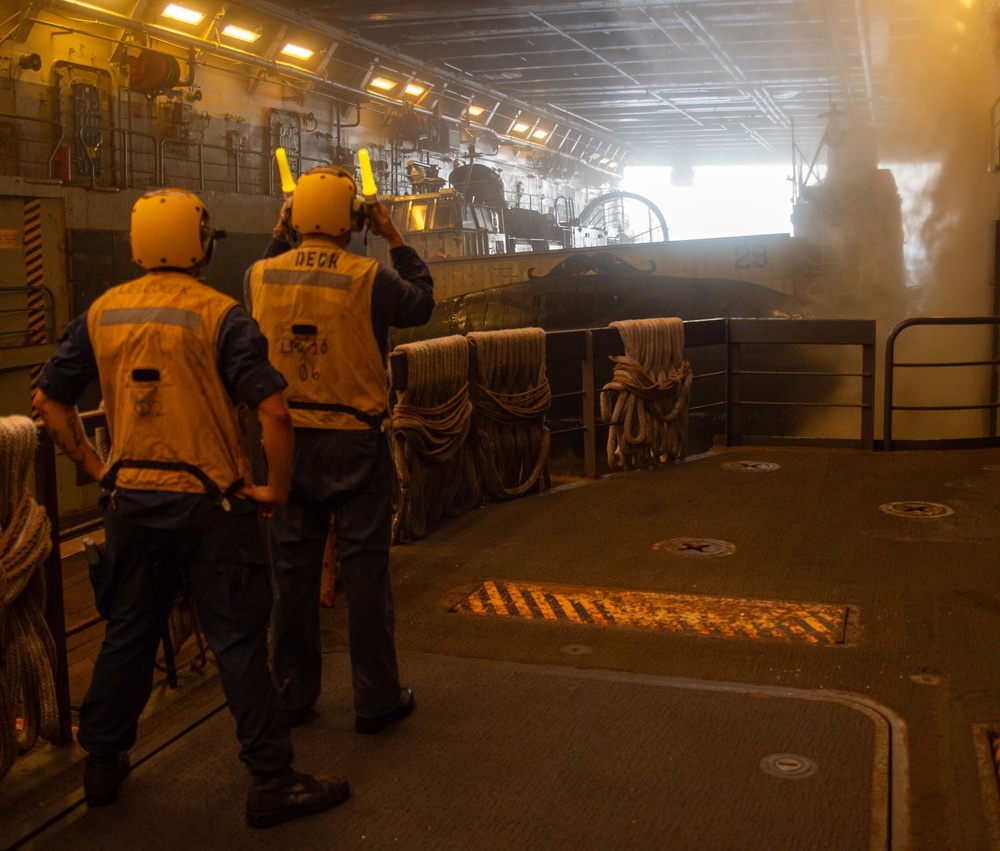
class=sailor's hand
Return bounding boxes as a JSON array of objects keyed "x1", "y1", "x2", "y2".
[
  {"x1": 367, "y1": 202, "x2": 404, "y2": 248},
  {"x1": 272, "y1": 198, "x2": 294, "y2": 243},
  {"x1": 278, "y1": 197, "x2": 292, "y2": 227},
  {"x1": 238, "y1": 483, "x2": 288, "y2": 519}
]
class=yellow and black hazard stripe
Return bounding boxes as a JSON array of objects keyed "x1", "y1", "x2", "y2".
[
  {"x1": 24, "y1": 198, "x2": 47, "y2": 396},
  {"x1": 452, "y1": 580, "x2": 849, "y2": 644}
]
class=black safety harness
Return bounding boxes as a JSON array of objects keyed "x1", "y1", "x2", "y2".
[
  {"x1": 287, "y1": 400, "x2": 389, "y2": 430},
  {"x1": 101, "y1": 459, "x2": 244, "y2": 508}
]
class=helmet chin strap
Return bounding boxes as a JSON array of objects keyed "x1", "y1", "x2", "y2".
[
  {"x1": 351, "y1": 203, "x2": 366, "y2": 232},
  {"x1": 202, "y1": 227, "x2": 226, "y2": 264}
]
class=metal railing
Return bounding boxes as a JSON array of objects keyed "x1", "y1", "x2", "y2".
[
  {"x1": 884, "y1": 316, "x2": 1000, "y2": 450},
  {"x1": 72, "y1": 123, "x2": 159, "y2": 189},
  {"x1": 0, "y1": 107, "x2": 339, "y2": 195},
  {"x1": 32, "y1": 427, "x2": 74, "y2": 747},
  {"x1": 0, "y1": 113, "x2": 65, "y2": 181},
  {"x1": 726, "y1": 318, "x2": 876, "y2": 449},
  {"x1": 389, "y1": 317, "x2": 871, "y2": 477},
  {"x1": 0, "y1": 286, "x2": 56, "y2": 350}
]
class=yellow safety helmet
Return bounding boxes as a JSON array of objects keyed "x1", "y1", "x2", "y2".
[
  {"x1": 290, "y1": 166, "x2": 365, "y2": 237},
  {"x1": 130, "y1": 189, "x2": 219, "y2": 270}
]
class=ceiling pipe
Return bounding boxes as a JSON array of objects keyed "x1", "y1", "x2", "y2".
[
  {"x1": 673, "y1": 9, "x2": 790, "y2": 129},
  {"x1": 853, "y1": 0, "x2": 876, "y2": 121},
  {"x1": 530, "y1": 11, "x2": 705, "y2": 127},
  {"x1": 819, "y1": 1, "x2": 868, "y2": 121}
]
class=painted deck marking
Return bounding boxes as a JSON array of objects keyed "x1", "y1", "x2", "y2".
[{"x1": 452, "y1": 581, "x2": 849, "y2": 644}]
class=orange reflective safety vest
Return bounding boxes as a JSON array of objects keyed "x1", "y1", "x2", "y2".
[
  {"x1": 248, "y1": 237, "x2": 388, "y2": 431},
  {"x1": 87, "y1": 271, "x2": 253, "y2": 500}
]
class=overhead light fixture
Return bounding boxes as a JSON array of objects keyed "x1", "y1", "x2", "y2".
[
  {"x1": 221, "y1": 24, "x2": 259, "y2": 43},
  {"x1": 532, "y1": 129, "x2": 549, "y2": 140},
  {"x1": 404, "y1": 83, "x2": 426, "y2": 97},
  {"x1": 281, "y1": 43, "x2": 314, "y2": 60},
  {"x1": 512, "y1": 122, "x2": 530, "y2": 134},
  {"x1": 599, "y1": 156, "x2": 611, "y2": 165},
  {"x1": 369, "y1": 76, "x2": 397, "y2": 91},
  {"x1": 468, "y1": 105, "x2": 484, "y2": 117},
  {"x1": 162, "y1": 4, "x2": 204, "y2": 25}
]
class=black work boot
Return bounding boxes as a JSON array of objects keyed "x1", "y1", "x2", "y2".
[
  {"x1": 245, "y1": 767, "x2": 350, "y2": 829},
  {"x1": 84, "y1": 752, "x2": 131, "y2": 807},
  {"x1": 355, "y1": 687, "x2": 415, "y2": 734}
]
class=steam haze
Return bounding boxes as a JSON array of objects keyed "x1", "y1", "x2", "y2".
[{"x1": 879, "y1": 0, "x2": 1000, "y2": 440}]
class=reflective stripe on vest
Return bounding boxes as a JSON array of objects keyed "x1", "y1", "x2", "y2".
[{"x1": 99, "y1": 306, "x2": 202, "y2": 330}]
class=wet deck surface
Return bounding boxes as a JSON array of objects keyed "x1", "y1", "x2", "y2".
[{"x1": 7, "y1": 444, "x2": 1000, "y2": 849}]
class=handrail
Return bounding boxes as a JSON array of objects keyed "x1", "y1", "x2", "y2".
[
  {"x1": 390, "y1": 317, "x2": 874, "y2": 472},
  {"x1": 884, "y1": 316, "x2": 1000, "y2": 450},
  {"x1": 727, "y1": 318, "x2": 876, "y2": 449},
  {"x1": 0, "y1": 112, "x2": 65, "y2": 180},
  {"x1": 159, "y1": 137, "x2": 246, "y2": 192},
  {"x1": 0, "y1": 285, "x2": 56, "y2": 348},
  {"x1": 72, "y1": 123, "x2": 159, "y2": 189},
  {"x1": 158, "y1": 138, "x2": 336, "y2": 195},
  {"x1": 32, "y1": 427, "x2": 73, "y2": 746}
]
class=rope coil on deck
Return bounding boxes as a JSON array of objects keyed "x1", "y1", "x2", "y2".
[
  {"x1": 468, "y1": 328, "x2": 551, "y2": 499},
  {"x1": 0, "y1": 416, "x2": 59, "y2": 783},
  {"x1": 391, "y1": 335, "x2": 478, "y2": 542},
  {"x1": 601, "y1": 318, "x2": 692, "y2": 470}
]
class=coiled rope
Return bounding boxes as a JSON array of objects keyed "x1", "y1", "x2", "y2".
[
  {"x1": 601, "y1": 318, "x2": 693, "y2": 471},
  {"x1": 391, "y1": 335, "x2": 478, "y2": 542},
  {"x1": 0, "y1": 415, "x2": 59, "y2": 783},
  {"x1": 468, "y1": 328, "x2": 551, "y2": 499}
]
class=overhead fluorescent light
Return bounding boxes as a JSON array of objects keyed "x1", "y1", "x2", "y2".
[
  {"x1": 369, "y1": 76, "x2": 397, "y2": 91},
  {"x1": 221, "y1": 24, "x2": 259, "y2": 43},
  {"x1": 281, "y1": 43, "x2": 314, "y2": 60},
  {"x1": 532, "y1": 129, "x2": 549, "y2": 140},
  {"x1": 404, "y1": 83, "x2": 426, "y2": 97},
  {"x1": 162, "y1": 4, "x2": 204, "y2": 25},
  {"x1": 468, "y1": 105, "x2": 484, "y2": 117},
  {"x1": 512, "y1": 122, "x2": 530, "y2": 134}
]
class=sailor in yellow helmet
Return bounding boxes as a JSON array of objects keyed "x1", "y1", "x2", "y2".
[
  {"x1": 246, "y1": 165, "x2": 433, "y2": 732},
  {"x1": 32, "y1": 188, "x2": 350, "y2": 828}
]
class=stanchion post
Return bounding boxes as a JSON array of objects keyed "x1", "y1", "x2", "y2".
[{"x1": 33, "y1": 427, "x2": 73, "y2": 745}]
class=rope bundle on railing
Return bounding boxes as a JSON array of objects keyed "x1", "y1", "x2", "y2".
[
  {"x1": 391, "y1": 335, "x2": 478, "y2": 543},
  {"x1": 0, "y1": 416, "x2": 59, "y2": 783},
  {"x1": 601, "y1": 318, "x2": 693, "y2": 470},
  {"x1": 468, "y1": 328, "x2": 551, "y2": 499}
]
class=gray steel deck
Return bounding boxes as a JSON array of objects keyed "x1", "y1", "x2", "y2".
[{"x1": 7, "y1": 444, "x2": 1000, "y2": 849}]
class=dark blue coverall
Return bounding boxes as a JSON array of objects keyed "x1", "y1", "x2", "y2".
[
  {"x1": 246, "y1": 238, "x2": 434, "y2": 718},
  {"x1": 38, "y1": 308, "x2": 294, "y2": 773}
]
